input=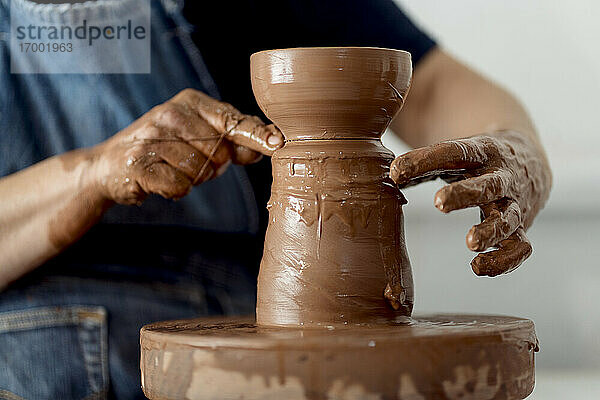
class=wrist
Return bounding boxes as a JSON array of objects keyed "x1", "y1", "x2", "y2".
[{"x1": 67, "y1": 146, "x2": 114, "y2": 207}]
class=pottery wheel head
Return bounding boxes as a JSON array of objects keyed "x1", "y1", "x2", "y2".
[{"x1": 250, "y1": 47, "x2": 412, "y2": 141}]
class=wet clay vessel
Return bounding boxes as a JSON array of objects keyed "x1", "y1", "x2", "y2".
[
  {"x1": 252, "y1": 47, "x2": 414, "y2": 326},
  {"x1": 140, "y1": 48, "x2": 537, "y2": 400}
]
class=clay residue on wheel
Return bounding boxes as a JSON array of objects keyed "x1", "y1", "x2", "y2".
[{"x1": 140, "y1": 315, "x2": 537, "y2": 400}]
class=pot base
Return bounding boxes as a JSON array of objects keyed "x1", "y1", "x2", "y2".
[{"x1": 140, "y1": 314, "x2": 537, "y2": 400}]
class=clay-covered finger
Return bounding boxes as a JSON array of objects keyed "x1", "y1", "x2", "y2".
[
  {"x1": 136, "y1": 162, "x2": 192, "y2": 200},
  {"x1": 192, "y1": 161, "x2": 216, "y2": 185},
  {"x1": 144, "y1": 142, "x2": 210, "y2": 181},
  {"x1": 226, "y1": 118, "x2": 284, "y2": 156},
  {"x1": 434, "y1": 171, "x2": 509, "y2": 213},
  {"x1": 174, "y1": 89, "x2": 284, "y2": 155},
  {"x1": 466, "y1": 199, "x2": 522, "y2": 251},
  {"x1": 471, "y1": 228, "x2": 532, "y2": 277},
  {"x1": 231, "y1": 144, "x2": 263, "y2": 165},
  {"x1": 390, "y1": 139, "x2": 488, "y2": 187},
  {"x1": 153, "y1": 104, "x2": 233, "y2": 168}
]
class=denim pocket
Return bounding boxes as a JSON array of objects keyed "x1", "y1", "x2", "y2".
[{"x1": 0, "y1": 306, "x2": 108, "y2": 400}]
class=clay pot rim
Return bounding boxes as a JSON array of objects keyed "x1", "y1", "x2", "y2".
[{"x1": 250, "y1": 46, "x2": 412, "y2": 59}]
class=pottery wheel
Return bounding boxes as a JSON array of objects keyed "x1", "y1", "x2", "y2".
[{"x1": 140, "y1": 314, "x2": 537, "y2": 400}]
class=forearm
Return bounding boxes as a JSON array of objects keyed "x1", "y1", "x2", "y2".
[
  {"x1": 392, "y1": 48, "x2": 551, "y2": 209},
  {"x1": 0, "y1": 88, "x2": 285, "y2": 288},
  {"x1": 393, "y1": 48, "x2": 541, "y2": 148},
  {"x1": 0, "y1": 149, "x2": 112, "y2": 287}
]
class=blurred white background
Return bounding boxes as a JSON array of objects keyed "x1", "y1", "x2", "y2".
[{"x1": 383, "y1": 1, "x2": 600, "y2": 398}]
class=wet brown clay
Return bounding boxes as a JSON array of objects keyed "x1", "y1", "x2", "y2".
[
  {"x1": 139, "y1": 48, "x2": 538, "y2": 400},
  {"x1": 251, "y1": 47, "x2": 414, "y2": 327},
  {"x1": 140, "y1": 314, "x2": 537, "y2": 400}
]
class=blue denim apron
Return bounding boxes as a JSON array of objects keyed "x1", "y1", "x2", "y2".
[
  {"x1": 0, "y1": 0, "x2": 260, "y2": 234},
  {"x1": 0, "y1": 1, "x2": 258, "y2": 398}
]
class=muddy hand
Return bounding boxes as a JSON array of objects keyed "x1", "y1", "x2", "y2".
[
  {"x1": 390, "y1": 131, "x2": 551, "y2": 276},
  {"x1": 91, "y1": 88, "x2": 284, "y2": 205}
]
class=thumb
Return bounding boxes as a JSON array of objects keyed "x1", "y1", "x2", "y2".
[
  {"x1": 225, "y1": 115, "x2": 284, "y2": 156},
  {"x1": 175, "y1": 89, "x2": 284, "y2": 155}
]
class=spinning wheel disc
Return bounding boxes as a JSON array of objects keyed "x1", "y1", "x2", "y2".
[{"x1": 141, "y1": 314, "x2": 537, "y2": 400}]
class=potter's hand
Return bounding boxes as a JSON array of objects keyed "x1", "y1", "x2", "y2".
[
  {"x1": 92, "y1": 89, "x2": 284, "y2": 204},
  {"x1": 390, "y1": 131, "x2": 551, "y2": 276}
]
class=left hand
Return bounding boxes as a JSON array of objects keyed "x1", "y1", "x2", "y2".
[
  {"x1": 91, "y1": 88, "x2": 283, "y2": 205},
  {"x1": 390, "y1": 131, "x2": 551, "y2": 276}
]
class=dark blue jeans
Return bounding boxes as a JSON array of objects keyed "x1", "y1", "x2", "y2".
[{"x1": 0, "y1": 225, "x2": 260, "y2": 399}]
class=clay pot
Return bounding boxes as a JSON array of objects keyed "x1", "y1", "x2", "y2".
[{"x1": 251, "y1": 47, "x2": 413, "y2": 327}]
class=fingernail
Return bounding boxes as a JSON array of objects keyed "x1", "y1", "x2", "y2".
[
  {"x1": 466, "y1": 229, "x2": 480, "y2": 251},
  {"x1": 267, "y1": 134, "x2": 282, "y2": 147},
  {"x1": 389, "y1": 163, "x2": 399, "y2": 181},
  {"x1": 434, "y1": 194, "x2": 444, "y2": 211}
]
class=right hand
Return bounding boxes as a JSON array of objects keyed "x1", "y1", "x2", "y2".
[{"x1": 90, "y1": 88, "x2": 284, "y2": 205}]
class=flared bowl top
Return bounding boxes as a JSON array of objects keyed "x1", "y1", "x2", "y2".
[{"x1": 251, "y1": 47, "x2": 412, "y2": 141}]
